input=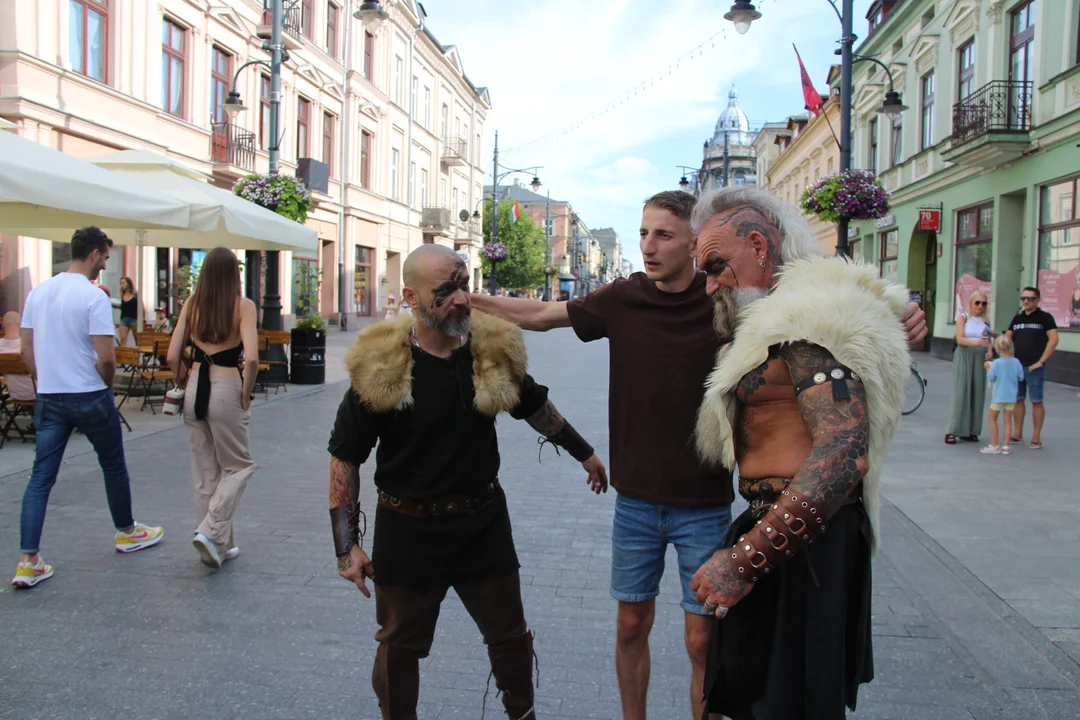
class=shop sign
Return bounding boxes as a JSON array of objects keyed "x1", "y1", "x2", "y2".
[
  {"x1": 875, "y1": 214, "x2": 896, "y2": 229},
  {"x1": 918, "y1": 209, "x2": 942, "y2": 232}
]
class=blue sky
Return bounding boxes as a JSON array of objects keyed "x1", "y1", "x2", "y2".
[{"x1": 427, "y1": 0, "x2": 873, "y2": 271}]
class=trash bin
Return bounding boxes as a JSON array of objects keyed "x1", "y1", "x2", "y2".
[{"x1": 290, "y1": 327, "x2": 325, "y2": 384}]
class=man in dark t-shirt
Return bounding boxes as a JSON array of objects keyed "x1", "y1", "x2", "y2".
[
  {"x1": 1006, "y1": 286, "x2": 1059, "y2": 448},
  {"x1": 472, "y1": 192, "x2": 928, "y2": 719}
]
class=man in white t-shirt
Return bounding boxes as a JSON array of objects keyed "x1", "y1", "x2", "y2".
[
  {"x1": 0, "y1": 311, "x2": 35, "y2": 401},
  {"x1": 12, "y1": 227, "x2": 165, "y2": 589}
]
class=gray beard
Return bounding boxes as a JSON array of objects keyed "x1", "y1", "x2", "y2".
[
  {"x1": 711, "y1": 287, "x2": 768, "y2": 338},
  {"x1": 416, "y1": 302, "x2": 472, "y2": 337}
]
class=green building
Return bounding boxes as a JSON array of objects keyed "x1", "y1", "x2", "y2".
[{"x1": 847, "y1": 0, "x2": 1080, "y2": 385}]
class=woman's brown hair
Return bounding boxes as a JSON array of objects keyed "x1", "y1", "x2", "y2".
[{"x1": 187, "y1": 247, "x2": 241, "y2": 344}]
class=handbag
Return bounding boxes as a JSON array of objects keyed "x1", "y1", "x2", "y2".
[{"x1": 163, "y1": 323, "x2": 193, "y2": 416}]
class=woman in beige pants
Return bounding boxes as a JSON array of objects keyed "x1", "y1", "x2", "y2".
[{"x1": 168, "y1": 248, "x2": 259, "y2": 569}]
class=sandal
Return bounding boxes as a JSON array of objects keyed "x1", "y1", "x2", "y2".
[
  {"x1": 1009, "y1": 436, "x2": 1023, "y2": 443},
  {"x1": 1030, "y1": 441, "x2": 1043, "y2": 450},
  {"x1": 945, "y1": 434, "x2": 957, "y2": 444}
]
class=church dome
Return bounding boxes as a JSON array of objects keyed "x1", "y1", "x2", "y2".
[{"x1": 712, "y1": 85, "x2": 753, "y2": 146}]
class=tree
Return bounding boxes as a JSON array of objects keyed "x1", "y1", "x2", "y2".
[{"x1": 480, "y1": 199, "x2": 546, "y2": 290}]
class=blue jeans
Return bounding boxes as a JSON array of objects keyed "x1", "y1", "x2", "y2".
[
  {"x1": 20, "y1": 389, "x2": 133, "y2": 554},
  {"x1": 1017, "y1": 365, "x2": 1046, "y2": 403},
  {"x1": 611, "y1": 493, "x2": 732, "y2": 615}
]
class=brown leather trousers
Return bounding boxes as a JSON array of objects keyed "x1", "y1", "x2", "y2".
[{"x1": 372, "y1": 570, "x2": 535, "y2": 719}]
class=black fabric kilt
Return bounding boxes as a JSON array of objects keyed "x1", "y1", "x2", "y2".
[{"x1": 702, "y1": 503, "x2": 874, "y2": 720}]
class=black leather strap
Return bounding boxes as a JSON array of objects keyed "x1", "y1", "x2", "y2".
[
  {"x1": 330, "y1": 505, "x2": 359, "y2": 557},
  {"x1": 793, "y1": 365, "x2": 858, "y2": 401},
  {"x1": 546, "y1": 421, "x2": 594, "y2": 462}
]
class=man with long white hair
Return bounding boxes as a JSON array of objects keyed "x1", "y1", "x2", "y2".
[{"x1": 690, "y1": 187, "x2": 911, "y2": 718}]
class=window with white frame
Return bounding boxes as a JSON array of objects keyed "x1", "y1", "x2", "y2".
[{"x1": 391, "y1": 147, "x2": 400, "y2": 201}]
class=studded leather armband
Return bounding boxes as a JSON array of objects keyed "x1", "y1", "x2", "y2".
[
  {"x1": 729, "y1": 489, "x2": 827, "y2": 583},
  {"x1": 546, "y1": 421, "x2": 594, "y2": 463},
  {"x1": 330, "y1": 505, "x2": 359, "y2": 557}
]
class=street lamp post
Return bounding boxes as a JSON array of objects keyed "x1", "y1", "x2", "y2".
[
  {"x1": 725, "y1": 0, "x2": 907, "y2": 258},
  {"x1": 223, "y1": 1, "x2": 391, "y2": 329},
  {"x1": 487, "y1": 130, "x2": 542, "y2": 295}
]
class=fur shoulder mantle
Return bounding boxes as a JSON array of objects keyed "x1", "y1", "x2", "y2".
[
  {"x1": 345, "y1": 310, "x2": 528, "y2": 416},
  {"x1": 695, "y1": 256, "x2": 912, "y2": 553}
]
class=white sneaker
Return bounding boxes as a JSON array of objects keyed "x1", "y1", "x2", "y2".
[
  {"x1": 222, "y1": 546, "x2": 240, "y2": 562},
  {"x1": 192, "y1": 533, "x2": 222, "y2": 568},
  {"x1": 979, "y1": 445, "x2": 1002, "y2": 455}
]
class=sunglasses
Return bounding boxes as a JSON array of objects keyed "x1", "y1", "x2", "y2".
[
  {"x1": 1021, "y1": 296, "x2": 1037, "y2": 302},
  {"x1": 973, "y1": 301, "x2": 987, "y2": 306}
]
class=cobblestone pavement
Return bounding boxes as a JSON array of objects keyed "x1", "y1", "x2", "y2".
[{"x1": 1, "y1": 328, "x2": 1078, "y2": 719}]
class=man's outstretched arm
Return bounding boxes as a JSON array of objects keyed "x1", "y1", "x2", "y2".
[
  {"x1": 470, "y1": 294, "x2": 571, "y2": 332},
  {"x1": 522, "y1": 399, "x2": 608, "y2": 494}
]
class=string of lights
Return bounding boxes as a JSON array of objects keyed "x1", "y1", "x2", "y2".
[{"x1": 501, "y1": 27, "x2": 735, "y2": 156}]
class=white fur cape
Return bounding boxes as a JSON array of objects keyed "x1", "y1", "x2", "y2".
[{"x1": 695, "y1": 256, "x2": 911, "y2": 554}]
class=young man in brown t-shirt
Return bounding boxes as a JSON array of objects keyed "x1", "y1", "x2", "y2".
[{"x1": 471, "y1": 191, "x2": 927, "y2": 719}]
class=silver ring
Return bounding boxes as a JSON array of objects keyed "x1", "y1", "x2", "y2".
[
  {"x1": 703, "y1": 599, "x2": 717, "y2": 611},
  {"x1": 715, "y1": 606, "x2": 729, "y2": 618}
]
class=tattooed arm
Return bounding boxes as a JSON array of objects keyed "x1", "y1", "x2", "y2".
[
  {"x1": 691, "y1": 341, "x2": 869, "y2": 616},
  {"x1": 778, "y1": 341, "x2": 870, "y2": 515},
  {"x1": 523, "y1": 398, "x2": 608, "y2": 494}
]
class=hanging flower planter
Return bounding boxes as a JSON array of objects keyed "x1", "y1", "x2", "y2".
[
  {"x1": 799, "y1": 169, "x2": 890, "y2": 224},
  {"x1": 233, "y1": 173, "x2": 312, "y2": 224},
  {"x1": 543, "y1": 264, "x2": 559, "y2": 276},
  {"x1": 481, "y1": 242, "x2": 508, "y2": 264}
]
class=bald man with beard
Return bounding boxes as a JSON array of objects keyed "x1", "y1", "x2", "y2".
[
  {"x1": 689, "y1": 187, "x2": 911, "y2": 719},
  {"x1": 327, "y1": 244, "x2": 608, "y2": 720}
]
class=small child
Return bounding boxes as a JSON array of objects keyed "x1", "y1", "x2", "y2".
[{"x1": 981, "y1": 335, "x2": 1024, "y2": 456}]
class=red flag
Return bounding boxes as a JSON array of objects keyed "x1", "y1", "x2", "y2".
[{"x1": 794, "y1": 45, "x2": 824, "y2": 117}]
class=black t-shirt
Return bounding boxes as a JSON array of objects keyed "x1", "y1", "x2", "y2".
[
  {"x1": 327, "y1": 341, "x2": 549, "y2": 587},
  {"x1": 566, "y1": 272, "x2": 734, "y2": 508},
  {"x1": 1008, "y1": 308, "x2": 1057, "y2": 366}
]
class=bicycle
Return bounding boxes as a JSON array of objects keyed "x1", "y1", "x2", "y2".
[{"x1": 903, "y1": 362, "x2": 926, "y2": 415}]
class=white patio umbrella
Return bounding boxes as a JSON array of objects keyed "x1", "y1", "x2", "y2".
[
  {"x1": 0, "y1": 132, "x2": 191, "y2": 234},
  {"x1": 0, "y1": 118, "x2": 18, "y2": 130},
  {"x1": 87, "y1": 150, "x2": 319, "y2": 329}
]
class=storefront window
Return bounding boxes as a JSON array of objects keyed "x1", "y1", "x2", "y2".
[
  {"x1": 354, "y1": 246, "x2": 372, "y2": 316},
  {"x1": 1038, "y1": 176, "x2": 1080, "y2": 330},
  {"x1": 849, "y1": 237, "x2": 862, "y2": 262},
  {"x1": 953, "y1": 202, "x2": 993, "y2": 321},
  {"x1": 879, "y1": 229, "x2": 898, "y2": 282},
  {"x1": 292, "y1": 255, "x2": 318, "y2": 316}
]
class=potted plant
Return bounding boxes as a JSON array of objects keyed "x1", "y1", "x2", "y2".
[
  {"x1": 233, "y1": 173, "x2": 312, "y2": 224},
  {"x1": 290, "y1": 264, "x2": 325, "y2": 384},
  {"x1": 799, "y1": 169, "x2": 890, "y2": 224}
]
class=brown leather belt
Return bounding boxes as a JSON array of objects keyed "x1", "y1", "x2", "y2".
[{"x1": 377, "y1": 481, "x2": 500, "y2": 519}]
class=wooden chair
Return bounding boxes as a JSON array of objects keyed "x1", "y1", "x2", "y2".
[
  {"x1": 0, "y1": 353, "x2": 37, "y2": 448},
  {"x1": 112, "y1": 346, "x2": 142, "y2": 431},
  {"x1": 135, "y1": 339, "x2": 176, "y2": 414},
  {"x1": 250, "y1": 335, "x2": 273, "y2": 400},
  {"x1": 260, "y1": 330, "x2": 291, "y2": 396}
]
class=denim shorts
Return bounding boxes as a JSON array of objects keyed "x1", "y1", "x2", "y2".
[
  {"x1": 611, "y1": 493, "x2": 732, "y2": 615},
  {"x1": 1017, "y1": 365, "x2": 1046, "y2": 403},
  {"x1": 119, "y1": 316, "x2": 138, "y2": 329}
]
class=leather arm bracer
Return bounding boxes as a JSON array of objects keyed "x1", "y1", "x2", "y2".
[
  {"x1": 546, "y1": 421, "x2": 594, "y2": 462},
  {"x1": 329, "y1": 505, "x2": 360, "y2": 557},
  {"x1": 729, "y1": 489, "x2": 828, "y2": 583}
]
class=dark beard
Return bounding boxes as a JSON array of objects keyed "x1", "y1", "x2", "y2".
[{"x1": 415, "y1": 302, "x2": 471, "y2": 337}]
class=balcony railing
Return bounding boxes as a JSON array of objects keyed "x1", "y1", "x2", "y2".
[
  {"x1": 952, "y1": 80, "x2": 1033, "y2": 145},
  {"x1": 441, "y1": 136, "x2": 468, "y2": 166},
  {"x1": 211, "y1": 122, "x2": 256, "y2": 172},
  {"x1": 261, "y1": 3, "x2": 303, "y2": 43},
  {"x1": 422, "y1": 206, "x2": 451, "y2": 231}
]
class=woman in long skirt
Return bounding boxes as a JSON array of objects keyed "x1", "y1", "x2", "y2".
[{"x1": 946, "y1": 291, "x2": 992, "y2": 444}]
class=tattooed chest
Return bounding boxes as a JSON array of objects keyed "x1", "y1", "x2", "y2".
[{"x1": 735, "y1": 349, "x2": 795, "y2": 405}]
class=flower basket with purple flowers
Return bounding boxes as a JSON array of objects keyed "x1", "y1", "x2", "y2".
[
  {"x1": 233, "y1": 173, "x2": 312, "y2": 224},
  {"x1": 799, "y1": 170, "x2": 890, "y2": 224},
  {"x1": 481, "y1": 242, "x2": 508, "y2": 264}
]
